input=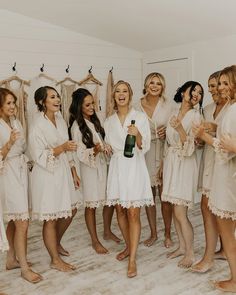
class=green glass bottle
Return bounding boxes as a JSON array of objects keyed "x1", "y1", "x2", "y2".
[{"x1": 124, "y1": 120, "x2": 136, "y2": 158}]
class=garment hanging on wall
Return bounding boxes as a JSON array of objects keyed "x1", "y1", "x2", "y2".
[
  {"x1": 0, "y1": 80, "x2": 28, "y2": 134},
  {"x1": 27, "y1": 75, "x2": 58, "y2": 126},
  {"x1": 105, "y1": 70, "x2": 114, "y2": 117},
  {"x1": 60, "y1": 83, "x2": 77, "y2": 126}
]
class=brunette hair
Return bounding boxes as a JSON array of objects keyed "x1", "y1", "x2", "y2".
[
  {"x1": 68, "y1": 88, "x2": 105, "y2": 148},
  {"x1": 34, "y1": 86, "x2": 60, "y2": 112},
  {"x1": 0, "y1": 87, "x2": 17, "y2": 109}
]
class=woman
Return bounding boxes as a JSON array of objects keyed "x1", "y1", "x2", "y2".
[
  {"x1": 135, "y1": 72, "x2": 174, "y2": 247},
  {"x1": 0, "y1": 187, "x2": 8, "y2": 252},
  {"x1": 162, "y1": 81, "x2": 204, "y2": 268},
  {"x1": 0, "y1": 88, "x2": 42, "y2": 283},
  {"x1": 193, "y1": 65, "x2": 236, "y2": 293},
  {"x1": 191, "y1": 71, "x2": 228, "y2": 273},
  {"x1": 104, "y1": 80, "x2": 153, "y2": 278},
  {"x1": 69, "y1": 88, "x2": 119, "y2": 254},
  {"x1": 29, "y1": 86, "x2": 79, "y2": 272}
]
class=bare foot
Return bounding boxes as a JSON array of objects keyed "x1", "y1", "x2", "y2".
[
  {"x1": 50, "y1": 259, "x2": 76, "y2": 272},
  {"x1": 167, "y1": 248, "x2": 185, "y2": 259},
  {"x1": 103, "y1": 232, "x2": 121, "y2": 243},
  {"x1": 116, "y1": 248, "x2": 129, "y2": 261},
  {"x1": 164, "y1": 237, "x2": 173, "y2": 248},
  {"x1": 212, "y1": 279, "x2": 236, "y2": 293},
  {"x1": 57, "y1": 244, "x2": 70, "y2": 256},
  {"x1": 214, "y1": 250, "x2": 226, "y2": 260},
  {"x1": 190, "y1": 260, "x2": 214, "y2": 273},
  {"x1": 127, "y1": 261, "x2": 137, "y2": 278},
  {"x1": 92, "y1": 241, "x2": 109, "y2": 254},
  {"x1": 6, "y1": 260, "x2": 32, "y2": 270},
  {"x1": 21, "y1": 269, "x2": 43, "y2": 284},
  {"x1": 143, "y1": 236, "x2": 158, "y2": 247},
  {"x1": 178, "y1": 255, "x2": 195, "y2": 268}
]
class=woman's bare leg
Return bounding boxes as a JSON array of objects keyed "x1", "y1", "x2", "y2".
[{"x1": 103, "y1": 205, "x2": 121, "y2": 243}]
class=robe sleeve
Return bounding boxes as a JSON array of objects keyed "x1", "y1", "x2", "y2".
[
  {"x1": 177, "y1": 111, "x2": 201, "y2": 157},
  {"x1": 71, "y1": 123, "x2": 96, "y2": 168},
  {"x1": 29, "y1": 127, "x2": 57, "y2": 172}
]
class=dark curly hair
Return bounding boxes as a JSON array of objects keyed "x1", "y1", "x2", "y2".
[
  {"x1": 174, "y1": 81, "x2": 204, "y2": 109},
  {"x1": 68, "y1": 88, "x2": 105, "y2": 148},
  {"x1": 34, "y1": 86, "x2": 60, "y2": 112}
]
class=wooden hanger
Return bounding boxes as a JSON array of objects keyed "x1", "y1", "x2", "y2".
[
  {"x1": 37, "y1": 63, "x2": 57, "y2": 82},
  {"x1": 0, "y1": 75, "x2": 30, "y2": 86},
  {"x1": 56, "y1": 76, "x2": 80, "y2": 86},
  {"x1": 78, "y1": 66, "x2": 103, "y2": 86}
]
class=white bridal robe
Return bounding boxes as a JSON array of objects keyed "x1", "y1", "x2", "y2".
[
  {"x1": 71, "y1": 119, "x2": 107, "y2": 208},
  {"x1": 198, "y1": 102, "x2": 229, "y2": 197},
  {"x1": 104, "y1": 108, "x2": 153, "y2": 208},
  {"x1": 29, "y1": 112, "x2": 79, "y2": 221},
  {"x1": 162, "y1": 108, "x2": 201, "y2": 208},
  {"x1": 208, "y1": 103, "x2": 236, "y2": 220},
  {"x1": 0, "y1": 197, "x2": 8, "y2": 252},
  {"x1": 0, "y1": 118, "x2": 29, "y2": 221},
  {"x1": 134, "y1": 98, "x2": 175, "y2": 186}
]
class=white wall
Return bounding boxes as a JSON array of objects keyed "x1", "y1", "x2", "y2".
[
  {"x1": 0, "y1": 9, "x2": 142, "y2": 114},
  {"x1": 143, "y1": 34, "x2": 236, "y2": 105}
]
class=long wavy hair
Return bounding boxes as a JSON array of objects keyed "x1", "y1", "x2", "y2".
[
  {"x1": 218, "y1": 65, "x2": 236, "y2": 101},
  {"x1": 111, "y1": 80, "x2": 133, "y2": 113},
  {"x1": 68, "y1": 88, "x2": 105, "y2": 148},
  {"x1": 143, "y1": 72, "x2": 167, "y2": 101}
]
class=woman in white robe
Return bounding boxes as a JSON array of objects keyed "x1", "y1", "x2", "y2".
[
  {"x1": 69, "y1": 88, "x2": 119, "y2": 254},
  {"x1": 29, "y1": 86, "x2": 80, "y2": 272},
  {"x1": 134, "y1": 72, "x2": 174, "y2": 248},
  {"x1": 104, "y1": 80, "x2": 153, "y2": 278},
  {"x1": 162, "y1": 81, "x2": 204, "y2": 268},
  {"x1": 0, "y1": 88, "x2": 42, "y2": 283},
  {"x1": 193, "y1": 65, "x2": 236, "y2": 293},
  {"x1": 191, "y1": 71, "x2": 228, "y2": 273}
]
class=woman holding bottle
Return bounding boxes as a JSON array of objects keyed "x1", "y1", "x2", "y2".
[
  {"x1": 0, "y1": 88, "x2": 42, "y2": 283},
  {"x1": 104, "y1": 80, "x2": 153, "y2": 278},
  {"x1": 29, "y1": 86, "x2": 79, "y2": 272},
  {"x1": 69, "y1": 88, "x2": 119, "y2": 254},
  {"x1": 135, "y1": 72, "x2": 174, "y2": 247}
]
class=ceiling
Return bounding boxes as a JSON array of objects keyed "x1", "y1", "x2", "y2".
[{"x1": 1, "y1": 0, "x2": 236, "y2": 52}]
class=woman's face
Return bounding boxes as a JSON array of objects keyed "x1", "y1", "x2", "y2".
[
  {"x1": 182, "y1": 85, "x2": 202, "y2": 106},
  {"x1": 208, "y1": 78, "x2": 219, "y2": 103},
  {"x1": 114, "y1": 83, "x2": 130, "y2": 107},
  {"x1": 146, "y1": 76, "x2": 163, "y2": 97},
  {"x1": 45, "y1": 89, "x2": 61, "y2": 113},
  {"x1": 218, "y1": 74, "x2": 233, "y2": 100},
  {"x1": 82, "y1": 95, "x2": 95, "y2": 119},
  {"x1": 0, "y1": 94, "x2": 16, "y2": 119}
]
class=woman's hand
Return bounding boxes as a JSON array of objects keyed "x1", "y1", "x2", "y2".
[
  {"x1": 170, "y1": 116, "x2": 182, "y2": 131},
  {"x1": 127, "y1": 124, "x2": 139, "y2": 136},
  {"x1": 62, "y1": 140, "x2": 77, "y2": 152},
  {"x1": 104, "y1": 144, "x2": 113, "y2": 156},
  {"x1": 202, "y1": 122, "x2": 217, "y2": 133},
  {"x1": 220, "y1": 133, "x2": 236, "y2": 153},
  {"x1": 192, "y1": 123, "x2": 205, "y2": 139},
  {"x1": 9, "y1": 129, "x2": 20, "y2": 145},
  {"x1": 156, "y1": 125, "x2": 166, "y2": 140},
  {"x1": 93, "y1": 143, "x2": 103, "y2": 156}
]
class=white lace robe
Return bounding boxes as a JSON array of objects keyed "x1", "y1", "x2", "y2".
[
  {"x1": 134, "y1": 98, "x2": 176, "y2": 186},
  {"x1": 162, "y1": 108, "x2": 201, "y2": 208},
  {"x1": 208, "y1": 103, "x2": 236, "y2": 220},
  {"x1": 71, "y1": 119, "x2": 107, "y2": 208},
  {"x1": 29, "y1": 112, "x2": 79, "y2": 221},
  {"x1": 104, "y1": 108, "x2": 153, "y2": 208},
  {"x1": 0, "y1": 119, "x2": 29, "y2": 221},
  {"x1": 198, "y1": 102, "x2": 229, "y2": 197}
]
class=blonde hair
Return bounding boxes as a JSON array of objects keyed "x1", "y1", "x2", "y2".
[
  {"x1": 143, "y1": 72, "x2": 166, "y2": 100},
  {"x1": 208, "y1": 71, "x2": 221, "y2": 83},
  {"x1": 219, "y1": 65, "x2": 236, "y2": 101},
  {"x1": 111, "y1": 80, "x2": 133, "y2": 113}
]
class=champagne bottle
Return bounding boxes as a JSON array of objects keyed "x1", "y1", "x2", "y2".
[{"x1": 124, "y1": 120, "x2": 136, "y2": 158}]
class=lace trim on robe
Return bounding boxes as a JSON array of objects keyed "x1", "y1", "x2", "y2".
[
  {"x1": 161, "y1": 194, "x2": 193, "y2": 209},
  {"x1": 198, "y1": 187, "x2": 210, "y2": 198},
  {"x1": 47, "y1": 149, "x2": 57, "y2": 172},
  {"x1": 4, "y1": 212, "x2": 30, "y2": 222},
  {"x1": 178, "y1": 135, "x2": 195, "y2": 157},
  {"x1": 78, "y1": 145, "x2": 96, "y2": 168},
  {"x1": 84, "y1": 200, "x2": 106, "y2": 208},
  {"x1": 32, "y1": 210, "x2": 72, "y2": 221},
  {"x1": 71, "y1": 201, "x2": 82, "y2": 210},
  {"x1": 208, "y1": 201, "x2": 236, "y2": 221},
  {"x1": 105, "y1": 198, "x2": 154, "y2": 208}
]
